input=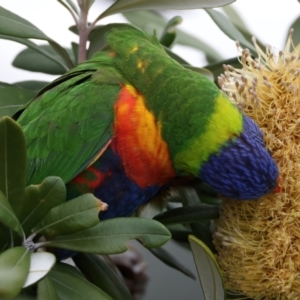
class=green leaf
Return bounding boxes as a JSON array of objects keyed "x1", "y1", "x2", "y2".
[
  {"x1": 71, "y1": 42, "x2": 79, "y2": 64},
  {"x1": 86, "y1": 22, "x2": 216, "y2": 65},
  {"x1": 0, "y1": 247, "x2": 30, "y2": 300},
  {"x1": 0, "y1": 190, "x2": 23, "y2": 237},
  {"x1": 0, "y1": 224, "x2": 10, "y2": 253},
  {"x1": 61, "y1": 0, "x2": 79, "y2": 15},
  {"x1": 178, "y1": 186, "x2": 216, "y2": 252},
  {"x1": 169, "y1": 227, "x2": 191, "y2": 244},
  {"x1": 23, "y1": 252, "x2": 56, "y2": 288},
  {"x1": 66, "y1": 0, "x2": 79, "y2": 14},
  {"x1": 13, "y1": 291, "x2": 36, "y2": 300},
  {"x1": 0, "y1": 86, "x2": 35, "y2": 118},
  {"x1": 13, "y1": 81, "x2": 49, "y2": 93},
  {"x1": 147, "y1": 246, "x2": 195, "y2": 279},
  {"x1": 13, "y1": 45, "x2": 76, "y2": 75},
  {"x1": 74, "y1": 253, "x2": 133, "y2": 300},
  {"x1": 37, "y1": 276, "x2": 59, "y2": 300},
  {"x1": 178, "y1": 186, "x2": 202, "y2": 206},
  {"x1": 53, "y1": 260, "x2": 85, "y2": 278},
  {"x1": 288, "y1": 16, "x2": 300, "y2": 47},
  {"x1": 49, "y1": 262, "x2": 113, "y2": 300},
  {"x1": 0, "y1": 6, "x2": 73, "y2": 69},
  {"x1": 193, "y1": 181, "x2": 219, "y2": 197},
  {"x1": 43, "y1": 218, "x2": 171, "y2": 254},
  {"x1": 82, "y1": 0, "x2": 95, "y2": 9},
  {"x1": 57, "y1": 0, "x2": 78, "y2": 21},
  {"x1": 189, "y1": 235, "x2": 226, "y2": 300},
  {"x1": 221, "y1": 5, "x2": 265, "y2": 51},
  {"x1": 205, "y1": 9, "x2": 256, "y2": 54},
  {"x1": 123, "y1": 11, "x2": 222, "y2": 62},
  {"x1": 19, "y1": 177, "x2": 66, "y2": 236},
  {"x1": 0, "y1": 34, "x2": 69, "y2": 72},
  {"x1": 99, "y1": 0, "x2": 236, "y2": 20},
  {"x1": 0, "y1": 82, "x2": 12, "y2": 88},
  {"x1": 87, "y1": 24, "x2": 119, "y2": 59},
  {"x1": 0, "y1": 117, "x2": 26, "y2": 217},
  {"x1": 32, "y1": 194, "x2": 101, "y2": 237},
  {"x1": 154, "y1": 205, "x2": 219, "y2": 225},
  {"x1": 159, "y1": 16, "x2": 182, "y2": 47}
]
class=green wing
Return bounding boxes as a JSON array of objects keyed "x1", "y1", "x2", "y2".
[{"x1": 17, "y1": 55, "x2": 123, "y2": 185}]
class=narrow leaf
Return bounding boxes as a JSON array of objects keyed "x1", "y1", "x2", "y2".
[
  {"x1": 49, "y1": 263, "x2": 113, "y2": 300},
  {"x1": 189, "y1": 235, "x2": 226, "y2": 300},
  {"x1": 71, "y1": 42, "x2": 79, "y2": 64},
  {"x1": 205, "y1": 9, "x2": 256, "y2": 54},
  {"x1": 57, "y1": 0, "x2": 78, "y2": 21},
  {"x1": 52, "y1": 260, "x2": 85, "y2": 278},
  {"x1": 159, "y1": 16, "x2": 182, "y2": 47},
  {"x1": 32, "y1": 194, "x2": 102, "y2": 237},
  {"x1": 0, "y1": 117, "x2": 26, "y2": 217},
  {"x1": 154, "y1": 206, "x2": 219, "y2": 225},
  {"x1": 0, "y1": 247, "x2": 30, "y2": 299},
  {"x1": 287, "y1": 16, "x2": 300, "y2": 47},
  {"x1": 74, "y1": 253, "x2": 133, "y2": 300},
  {"x1": 98, "y1": 0, "x2": 236, "y2": 20},
  {"x1": 147, "y1": 246, "x2": 195, "y2": 279},
  {"x1": 0, "y1": 190, "x2": 23, "y2": 237},
  {"x1": 0, "y1": 82, "x2": 12, "y2": 88},
  {"x1": 0, "y1": 223, "x2": 10, "y2": 253},
  {"x1": 83, "y1": 0, "x2": 95, "y2": 9},
  {"x1": 13, "y1": 81, "x2": 49, "y2": 93},
  {"x1": 221, "y1": 5, "x2": 265, "y2": 51},
  {"x1": 87, "y1": 24, "x2": 120, "y2": 59},
  {"x1": 23, "y1": 252, "x2": 56, "y2": 288},
  {"x1": 13, "y1": 290, "x2": 36, "y2": 300},
  {"x1": 19, "y1": 177, "x2": 66, "y2": 236},
  {"x1": 64, "y1": 0, "x2": 79, "y2": 15},
  {"x1": 43, "y1": 218, "x2": 171, "y2": 254},
  {"x1": 123, "y1": 11, "x2": 222, "y2": 62},
  {"x1": 178, "y1": 186, "x2": 216, "y2": 252},
  {"x1": 0, "y1": 6, "x2": 51, "y2": 40},
  {"x1": 0, "y1": 34, "x2": 69, "y2": 72},
  {"x1": 0, "y1": 6, "x2": 73, "y2": 69},
  {"x1": 0, "y1": 87, "x2": 35, "y2": 118},
  {"x1": 37, "y1": 276, "x2": 59, "y2": 300},
  {"x1": 13, "y1": 45, "x2": 75, "y2": 75},
  {"x1": 169, "y1": 228, "x2": 191, "y2": 244}
]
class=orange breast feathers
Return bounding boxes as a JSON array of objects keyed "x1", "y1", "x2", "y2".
[{"x1": 113, "y1": 85, "x2": 176, "y2": 188}]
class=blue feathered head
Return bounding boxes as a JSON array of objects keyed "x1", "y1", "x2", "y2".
[{"x1": 199, "y1": 115, "x2": 279, "y2": 200}]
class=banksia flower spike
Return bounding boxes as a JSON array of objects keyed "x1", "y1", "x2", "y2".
[{"x1": 215, "y1": 29, "x2": 300, "y2": 300}]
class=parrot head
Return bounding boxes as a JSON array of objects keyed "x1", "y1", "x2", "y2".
[{"x1": 199, "y1": 115, "x2": 279, "y2": 200}]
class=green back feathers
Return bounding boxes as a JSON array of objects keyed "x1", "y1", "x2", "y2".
[
  {"x1": 18, "y1": 56, "x2": 121, "y2": 184},
  {"x1": 105, "y1": 25, "x2": 243, "y2": 175}
]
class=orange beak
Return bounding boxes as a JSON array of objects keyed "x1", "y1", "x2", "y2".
[{"x1": 273, "y1": 177, "x2": 282, "y2": 193}]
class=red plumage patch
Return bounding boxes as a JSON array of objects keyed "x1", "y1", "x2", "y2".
[
  {"x1": 113, "y1": 85, "x2": 176, "y2": 188},
  {"x1": 71, "y1": 167, "x2": 109, "y2": 190}
]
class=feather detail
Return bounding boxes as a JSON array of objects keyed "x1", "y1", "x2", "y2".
[{"x1": 113, "y1": 85, "x2": 176, "y2": 188}]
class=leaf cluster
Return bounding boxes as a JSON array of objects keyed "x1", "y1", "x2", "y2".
[{"x1": 0, "y1": 117, "x2": 170, "y2": 299}]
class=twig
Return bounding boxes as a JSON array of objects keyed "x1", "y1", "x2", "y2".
[{"x1": 77, "y1": 0, "x2": 93, "y2": 63}]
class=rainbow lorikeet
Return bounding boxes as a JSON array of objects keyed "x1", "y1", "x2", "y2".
[{"x1": 16, "y1": 25, "x2": 279, "y2": 220}]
